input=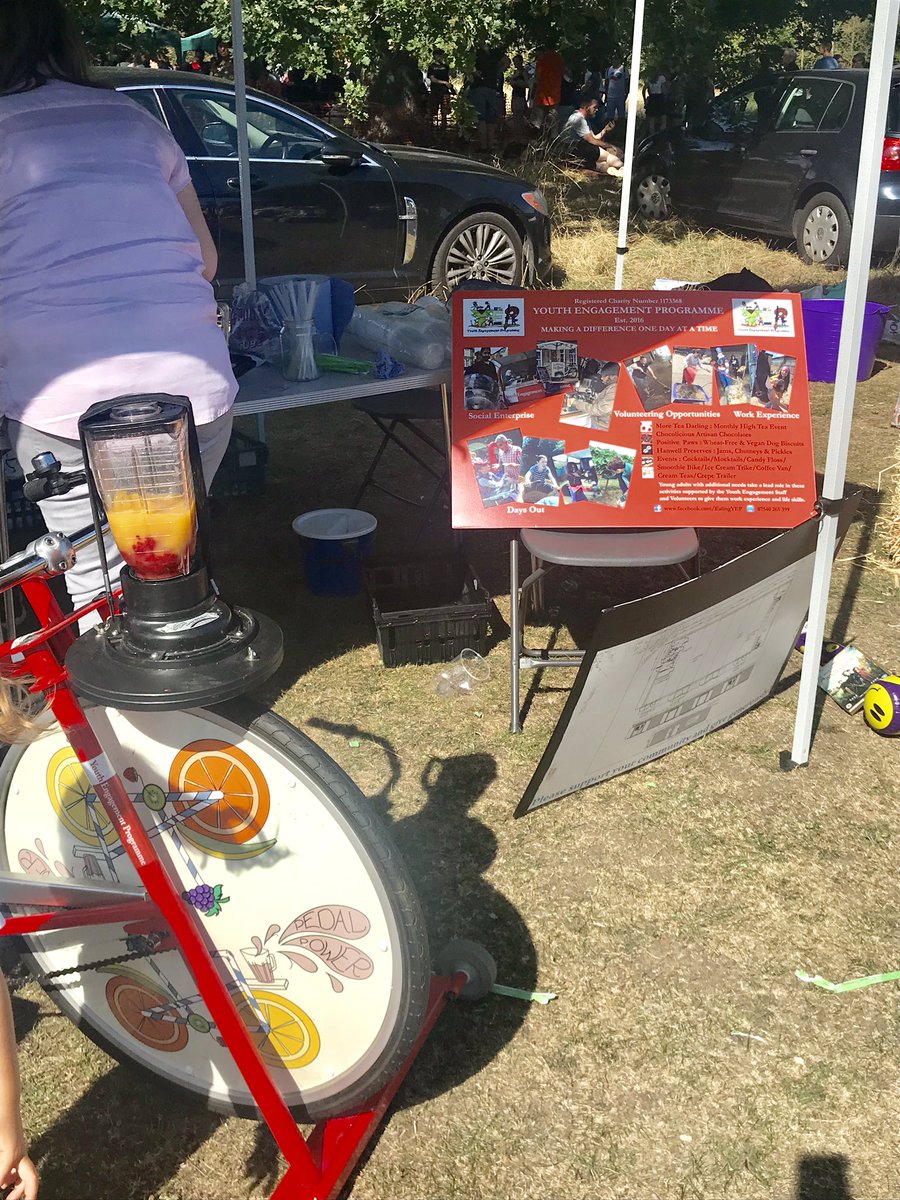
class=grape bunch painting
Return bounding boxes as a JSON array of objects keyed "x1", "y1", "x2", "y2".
[{"x1": 183, "y1": 882, "x2": 229, "y2": 917}]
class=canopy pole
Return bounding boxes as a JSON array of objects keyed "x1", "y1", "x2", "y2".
[
  {"x1": 787, "y1": 0, "x2": 900, "y2": 767},
  {"x1": 229, "y1": 0, "x2": 257, "y2": 289},
  {"x1": 613, "y1": 0, "x2": 646, "y2": 290}
]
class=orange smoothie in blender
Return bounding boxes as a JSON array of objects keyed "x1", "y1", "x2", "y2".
[{"x1": 106, "y1": 492, "x2": 197, "y2": 580}]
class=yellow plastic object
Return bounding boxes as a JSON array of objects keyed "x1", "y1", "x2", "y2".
[{"x1": 863, "y1": 675, "x2": 900, "y2": 735}]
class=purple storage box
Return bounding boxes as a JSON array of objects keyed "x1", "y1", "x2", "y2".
[{"x1": 801, "y1": 298, "x2": 892, "y2": 383}]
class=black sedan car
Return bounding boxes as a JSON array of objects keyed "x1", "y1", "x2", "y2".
[
  {"x1": 100, "y1": 68, "x2": 552, "y2": 296},
  {"x1": 633, "y1": 69, "x2": 900, "y2": 266}
]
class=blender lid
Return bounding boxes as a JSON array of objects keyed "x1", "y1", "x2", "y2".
[{"x1": 80, "y1": 394, "x2": 190, "y2": 433}]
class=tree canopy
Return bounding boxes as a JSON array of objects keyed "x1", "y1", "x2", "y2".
[{"x1": 71, "y1": 0, "x2": 882, "y2": 86}]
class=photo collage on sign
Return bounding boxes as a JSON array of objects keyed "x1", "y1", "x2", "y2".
[
  {"x1": 453, "y1": 289, "x2": 814, "y2": 532},
  {"x1": 467, "y1": 431, "x2": 576, "y2": 509},
  {"x1": 671, "y1": 346, "x2": 715, "y2": 405},
  {"x1": 560, "y1": 359, "x2": 620, "y2": 430},
  {"x1": 553, "y1": 442, "x2": 636, "y2": 509},
  {"x1": 712, "y1": 344, "x2": 797, "y2": 411},
  {"x1": 619, "y1": 341, "x2": 797, "y2": 414},
  {"x1": 463, "y1": 341, "x2": 584, "y2": 412},
  {"x1": 623, "y1": 348, "x2": 671, "y2": 412}
]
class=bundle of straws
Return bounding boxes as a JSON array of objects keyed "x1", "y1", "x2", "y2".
[
  {"x1": 266, "y1": 277, "x2": 321, "y2": 327},
  {"x1": 268, "y1": 278, "x2": 321, "y2": 381}
]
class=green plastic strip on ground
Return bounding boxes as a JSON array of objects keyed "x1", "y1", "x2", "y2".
[
  {"x1": 796, "y1": 968, "x2": 900, "y2": 993},
  {"x1": 492, "y1": 983, "x2": 558, "y2": 1004}
]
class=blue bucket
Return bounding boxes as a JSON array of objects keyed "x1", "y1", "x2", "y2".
[
  {"x1": 292, "y1": 509, "x2": 377, "y2": 597},
  {"x1": 801, "y1": 299, "x2": 892, "y2": 383}
]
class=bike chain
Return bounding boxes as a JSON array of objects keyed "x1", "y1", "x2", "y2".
[{"x1": 15, "y1": 931, "x2": 173, "y2": 991}]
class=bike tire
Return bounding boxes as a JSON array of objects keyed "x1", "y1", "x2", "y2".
[{"x1": 0, "y1": 700, "x2": 430, "y2": 1121}]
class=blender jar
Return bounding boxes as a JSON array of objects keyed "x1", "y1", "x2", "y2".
[{"x1": 81, "y1": 398, "x2": 198, "y2": 581}]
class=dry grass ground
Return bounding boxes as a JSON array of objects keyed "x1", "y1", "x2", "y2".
[{"x1": 12, "y1": 182, "x2": 900, "y2": 1200}]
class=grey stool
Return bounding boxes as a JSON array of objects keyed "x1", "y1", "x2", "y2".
[{"x1": 510, "y1": 527, "x2": 700, "y2": 731}]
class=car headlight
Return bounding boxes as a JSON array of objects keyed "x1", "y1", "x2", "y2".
[{"x1": 521, "y1": 190, "x2": 549, "y2": 217}]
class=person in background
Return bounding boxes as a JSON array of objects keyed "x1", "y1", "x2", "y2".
[
  {"x1": 565, "y1": 462, "x2": 588, "y2": 501},
  {"x1": 532, "y1": 46, "x2": 564, "y2": 133},
  {"x1": 467, "y1": 66, "x2": 502, "y2": 151},
  {"x1": 252, "y1": 60, "x2": 283, "y2": 97},
  {"x1": 683, "y1": 71, "x2": 713, "y2": 127},
  {"x1": 606, "y1": 455, "x2": 631, "y2": 505},
  {"x1": 782, "y1": 46, "x2": 798, "y2": 70},
  {"x1": 521, "y1": 455, "x2": 559, "y2": 501},
  {"x1": 508, "y1": 53, "x2": 528, "y2": 119},
  {"x1": 212, "y1": 46, "x2": 234, "y2": 78},
  {"x1": 766, "y1": 363, "x2": 792, "y2": 410},
  {"x1": 507, "y1": 53, "x2": 531, "y2": 141},
  {"x1": 557, "y1": 66, "x2": 578, "y2": 127},
  {"x1": 473, "y1": 458, "x2": 501, "y2": 502},
  {"x1": 494, "y1": 463, "x2": 523, "y2": 503},
  {"x1": 494, "y1": 54, "x2": 510, "y2": 121},
  {"x1": 0, "y1": 971, "x2": 37, "y2": 1200},
  {"x1": 644, "y1": 70, "x2": 669, "y2": 133},
  {"x1": 190, "y1": 49, "x2": 212, "y2": 74},
  {"x1": 559, "y1": 92, "x2": 624, "y2": 177},
  {"x1": 604, "y1": 57, "x2": 629, "y2": 122},
  {"x1": 682, "y1": 350, "x2": 701, "y2": 384},
  {"x1": 0, "y1": 0, "x2": 236, "y2": 623},
  {"x1": 487, "y1": 433, "x2": 522, "y2": 474},
  {"x1": 814, "y1": 40, "x2": 839, "y2": 69},
  {"x1": 852, "y1": 52, "x2": 868, "y2": 68},
  {"x1": 627, "y1": 354, "x2": 659, "y2": 405},
  {"x1": 427, "y1": 48, "x2": 453, "y2": 130}
]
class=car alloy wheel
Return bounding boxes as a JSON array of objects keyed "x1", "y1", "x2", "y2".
[
  {"x1": 635, "y1": 172, "x2": 671, "y2": 219},
  {"x1": 802, "y1": 203, "x2": 841, "y2": 262},
  {"x1": 444, "y1": 222, "x2": 521, "y2": 287}
]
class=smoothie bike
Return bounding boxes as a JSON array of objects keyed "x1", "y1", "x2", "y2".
[{"x1": 0, "y1": 395, "x2": 495, "y2": 1198}]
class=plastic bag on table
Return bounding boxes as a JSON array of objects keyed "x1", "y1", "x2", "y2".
[
  {"x1": 350, "y1": 302, "x2": 450, "y2": 371},
  {"x1": 228, "y1": 284, "x2": 283, "y2": 363}
]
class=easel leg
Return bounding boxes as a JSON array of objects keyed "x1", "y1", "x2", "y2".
[{"x1": 510, "y1": 538, "x2": 521, "y2": 733}]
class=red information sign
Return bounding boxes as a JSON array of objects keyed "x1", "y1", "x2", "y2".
[{"x1": 451, "y1": 290, "x2": 817, "y2": 529}]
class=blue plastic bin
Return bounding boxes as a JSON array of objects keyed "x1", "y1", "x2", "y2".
[
  {"x1": 292, "y1": 509, "x2": 377, "y2": 597},
  {"x1": 801, "y1": 299, "x2": 892, "y2": 383}
]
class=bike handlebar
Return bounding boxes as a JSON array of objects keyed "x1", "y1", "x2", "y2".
[{"x1": 0, "y1": 525, "x2": 104, "y2": 594}]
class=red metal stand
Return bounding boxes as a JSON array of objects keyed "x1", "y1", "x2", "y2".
[
  {"x1": 273, "y1": 974, "x2": 464, "y2": 1200},
  {"x1": 3, "y1": 585, "x2": 465, "y2": 1200}
]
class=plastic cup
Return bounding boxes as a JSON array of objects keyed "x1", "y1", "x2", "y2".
[{"x1": 435, "y1": 649, "x2": 491, "y2": 697}]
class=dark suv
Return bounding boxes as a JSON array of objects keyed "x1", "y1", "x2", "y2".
[{"x1": 634, "y1": 69, "x2": 900, "y2": 266}]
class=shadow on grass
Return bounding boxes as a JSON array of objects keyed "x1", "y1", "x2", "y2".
[
  {"x1": 796, "y1": 1153, "x2": 855, "y2": 1199},
  {"x1": 286, "y1": 724, "x2": 537, "y2": 1109},
  {"x1": 29, "y1": 1065, "x2": 222, "y2": 1200},
  {"x1": 391, "y1": 751, "x2": 537, "y2": 1108},
  {"x1": 241, "y1": 741, "x2": 538, "y2": 1194}
]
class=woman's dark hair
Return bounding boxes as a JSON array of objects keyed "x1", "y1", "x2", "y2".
[{"x1": 0, "y1": 0, "x2": 93, "y2": 96}]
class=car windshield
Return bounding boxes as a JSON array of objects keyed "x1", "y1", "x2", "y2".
[{"x1": 175, "y1": 89, "x2": 341, "y2": 160}]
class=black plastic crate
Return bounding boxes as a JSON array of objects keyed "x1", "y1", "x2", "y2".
[
  {"x1": 4, "y1": 479, "x2": 44, "y2": 536},
  {"x1": 209, "y1": 430, "x2": 268, "y2": 499},
  {"x1": 367, "y1": 555, "x2": 491, "y2": 667}
]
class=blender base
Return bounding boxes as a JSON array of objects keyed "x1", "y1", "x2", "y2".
[{"x1": 65, "y1": 607, "x2": 283, "y2": 710}]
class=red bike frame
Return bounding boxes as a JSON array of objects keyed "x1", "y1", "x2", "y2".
[{"x1": 0, "y1": 568, "x2": 463, "y2": 1199}]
